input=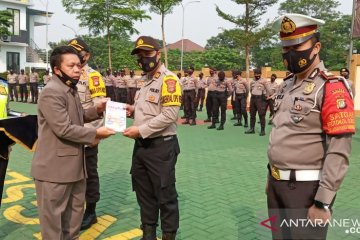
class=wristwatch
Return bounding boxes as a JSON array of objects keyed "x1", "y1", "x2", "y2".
[{"x1": 314, "y1": 200, "x2": 330, "y2": 211}]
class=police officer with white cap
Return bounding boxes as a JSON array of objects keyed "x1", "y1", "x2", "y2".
[{"x1": 267, "y1": 13, "x2": 355, "y2": 239}]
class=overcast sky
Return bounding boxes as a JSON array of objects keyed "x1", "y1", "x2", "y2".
[{"x1": 32, "y1": 0, "x2": 352, "y2": 49}]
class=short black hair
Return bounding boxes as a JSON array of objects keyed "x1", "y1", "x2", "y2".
[
  {"x1": 271, "y1": 73, "x2": 277, "y2": 78},
  {"x1": 254, "y1": 69, "x2": 261, "y2": 75},
  {"x1": 50, "y1": 46, "x2": 79, "y2": 73}
]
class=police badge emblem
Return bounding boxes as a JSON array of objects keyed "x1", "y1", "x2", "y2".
[
  {"x1": 336, "y1": 98, "x2": 346, "y2": 109},
  {"x1": 298, "y1": 58, "x2": 307, "y2": 68},
  {"x1": 303, "y1": 82, "x2": 315, "y2": 95},
  {"x1": 91, "y1": 76, "x2": 100, "y2": 86},
  {"x1": 165, "y1": 79, "x2": 177, "y2": 93},
  {"x1": 271, "y1": 166, "x2": 281, "y2": 180},
  {"x1": 281, "y1": 16, "x2": 296, "y2": 34}
]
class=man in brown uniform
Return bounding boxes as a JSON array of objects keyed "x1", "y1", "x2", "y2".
[
  {"x1": 196, "y1": 72, "x2": 206, "y2": 111},
  {"x1": 245, "y1": 69, "x2": 271, "y2": 136},
  {"x1": 266, "y1": 74, "x2": 279, "y2": 125},
  {"x1": 29, "y1": 67, "x2": 39, "y2": 103},
  {"x1": 124, "y1": 36, "x2": 181, "y2": 240},
  {"x1": 104, "y1": 68, "x2": 116, "y2": 101},
  {"x1": 18, "y1": 69, "x2": 28, "y2": 102},
  {"x1": 208, "y1": 71, "x2": 233, "y2": 130},
  {"x1": 232, "y1": 71, "x2": 249, "y2": 127},
  {"x1": 204, "y1": 68, "x2": 218, "y2": 123},
  {"x1": 115, "y1": 69, "x2": 127, "y2": 103},
  {"x1": 7, "y1": 69, "x2": 18, "y2": 102},
  {"x1": 43, "y1": 69, "x2": 51, "y2": 86},
  {"x1": 31, "y1": 46, "x2": 115, "y2": 240},
  {"x1": 68, "y1": 37, "x2": 107, "y2": 230},
  {"x1": 267, "y1": 14, "x2": 355, "y2": 239},
  {"x1": 127, "y1": 70, "x2": 138, "y2": 105},
  {"x1": 182, "y1": 66, "x2": 198, "y2": 125}
]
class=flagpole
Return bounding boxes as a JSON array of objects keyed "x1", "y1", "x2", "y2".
[{"x1": 349, "y1": 0, "x2": 357, "y2": 68}]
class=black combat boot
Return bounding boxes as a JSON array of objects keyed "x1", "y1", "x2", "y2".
[
  {"x1": 259, "y1": 128, "x2": 266, "y2": 136},
  {"x1": 217, "y1": 124, "x2": 224, "y2": 130},
  {"x1": 162, "y1": 232, "x2": 176, "y2": 240},
  {"x1": 233, "y1": 121, "x2": 242, "y2": 126},
  {"x1": 208, "y1": 124, "x2": 216, "y2": 129},
  {"x1": 245, "y1": 128, "x2": 255, "y2": 134},
  {"x1": 141, "y1": 224, "x2": 157, "y2": 240},
  {"x1": 80, "y1": 203, "x2": 97, "y2": 230}
]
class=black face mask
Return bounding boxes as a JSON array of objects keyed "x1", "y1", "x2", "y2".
[
  {"x1": 57, "y1": 69, "x2": 79, "y2": 89},
  {"x1": 282, "y1": 44, "x2": 317, "y2": 74},
  {"x1": 254, "y1": 75, "x2": 261, "y2": 80},
  {"x1": 271, "y1": 78, "x2": 276, "y2": 82},
  {"x1": 137, "y1": 55, "x2": 159, "y2": 73},
  {"x1": 341, "y1": 73, "x2": 349, "y2": 79},
  {"x1": 79, "y1": 55, "x2": 86, "y2": 65}
]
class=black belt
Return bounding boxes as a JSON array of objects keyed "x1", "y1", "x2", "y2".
[
  {"x1": 136, "y1": 135, "x2": 176, "y2": 147},
  {"x1": 128, "y1": 87, "x2": 137, "y2": 89},
  {"x1": 251, "y1": 95, "x2": 263, "y2": 99},
  {"x1": 215, "y1": 91, "x2": 226, "y2": 94},
  {"x1": 236, "y1": 93, "x2": 246, "y2": 96},
  {"x1": 183, "y1": 89, "x2": 195, "y2": 92}
]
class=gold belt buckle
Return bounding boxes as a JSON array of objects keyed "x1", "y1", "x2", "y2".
[{"x1": 271, "y1": 166, "x2": 281, "y2": 180}]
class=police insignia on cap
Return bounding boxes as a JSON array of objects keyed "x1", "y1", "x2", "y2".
[
  {"x1": 281, "y1": 16, "x2": 296, "y2": 34},
  {"x1": 298, "y1": 58, "x2": 307, "y2": 68},
  {"x1": 303, "y1": 82, "x2": 316, "y2": 95},
  {"x1": 137, "y1": 38, "x2": 144, "y2": 46}
]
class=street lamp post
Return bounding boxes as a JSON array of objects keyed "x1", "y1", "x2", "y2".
[
  {"x1": 180, "y1": 1, "x2": 200, "y2": 72},
  {"x1": 62, "y1": 24, "x2": 77, "y2": 36}
]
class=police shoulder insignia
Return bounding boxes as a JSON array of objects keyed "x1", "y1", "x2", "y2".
[
  {"x1": 161, "y1": 75, "x2": 182, "y2": 107},
  {"x1": 303, "y1": 82, "x2": 316, "y2": 95},
  {"x1": 309, "y1": 68, "x2": 320, "y2": 80},
  {"x1": 281, "y1": 16, "x2": 296, "y2": 34},
  {"x1": 321, "y1": 80, "x2": 355, "y2": 135},
  {"x1": 319, "y1": 71, "x2": 337, "y2": 81}
]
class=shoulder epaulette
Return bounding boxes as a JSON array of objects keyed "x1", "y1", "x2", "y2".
[
  {"x1": 319, "y1": 70, "x2": 338, "y2": 81},
  {"x1": 283, "y1": 73, "x2": 294, "y2": 81}
]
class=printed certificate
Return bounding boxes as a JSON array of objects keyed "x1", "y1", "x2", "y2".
[{"x1": 105, "y1": 101, "x2": 126, "y2": 132}]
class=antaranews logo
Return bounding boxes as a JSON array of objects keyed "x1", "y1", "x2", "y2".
[{"x1": 259, "y1": 215, "x2": 278, "y2": 232}]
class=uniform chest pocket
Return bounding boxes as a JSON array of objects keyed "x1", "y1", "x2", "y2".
[
  {"x1": 289, "y1": 101, "x2": 312, "y2": 124},
  {"x1": 143, "y1": 90, "x2": 161, "y2": 116}
]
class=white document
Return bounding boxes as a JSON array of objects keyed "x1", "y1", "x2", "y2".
[{"x1": 105, "y1": 101, "x2": 126, "y2": 132}]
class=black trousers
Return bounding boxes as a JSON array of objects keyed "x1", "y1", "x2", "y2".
[
  {"x1": 231, "y1": 94, "x2": 237, "y2": 116},
  {"x1": 131, "y1": 136, "x2": 180, "y2": 232},
  {"x1": 115, "y1": 88, "x2": 127, "y2": 103},
  {"x1": 235, "y1": 94, "x2": 248, "y2": 123},
  {"x1": 19, "y1": 84, "x2": 28, "y2": 102},
  {"x1": 196, "y1": 88, "x2": 206, "y2": 109},
  {"x1": 127, "y1": 87, "x2": 137, "y2": 105},
  {"x1": 8, "y1": 83, "x2": 18, "y2": 101},
  {"x1": 29, "y1": 82, "x2": 38, "y2": 103},
  {"x1": 249, "y1": 95, "x2": 266, "y2": 129},
  {"x1": 212, "y1": 91, "x2": 227, "y2": 125},
  {"x1": 85, "y1": 146, "x2": 100, "y2": 204},
  {"x1": 267, "y1": 174, "x2": 330, "y2": 239},
  {"x1": 206, "y1": 91, "x2": 215, "y2": 119},
  {"x1": 266, "y1": 99, "x2": 275, "y2": 117},
  {"x1": 183, "y1": 89, "x2": 196, "y2": 121},
  {"x1": 106, "y1": 86, "x2": 116, "y2": 101}
]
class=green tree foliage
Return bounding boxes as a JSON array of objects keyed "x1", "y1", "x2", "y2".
[
  {"x1": 62, "y1": 0, "x2": 150, "y2": 69},
  {"x1": 142, "y1": 0, "x2": 182, "y2": 68},
  {"x1": 49, "y1": 35, "x2": 138, "y2": 73},
  {"x1": 216, "y1": 0, "x2": 278, "y2": 79},
  {"x1": 0, "y1": 10, "x2": 12, "y2": 36},
  {"x1": 279, "y1": 0, "x2": 340, "y2": 20}
]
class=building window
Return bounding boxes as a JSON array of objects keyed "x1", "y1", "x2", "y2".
[
  {"x1": 7, "y1": 8, "x2": 20, "y2": 36},
  {"x1": 7, "y1": 52, "x2": 20, "y2": 73}
]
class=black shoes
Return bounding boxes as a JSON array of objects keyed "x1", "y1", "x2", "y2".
[
  {"x1": 217, "y1": 125, "x2": 224, "y2": 130},
  {"x1": 259, "y1": 130, "x2": 266, "y2": 136},
  {"x1": 208, "y1": 124, "x2": 216, "y2": 129},
  {"x1": 204, "y1": 118, "x2": 211, "y2": 122},
  {"x1": 233, "y1": 122, "x2": 243, "y2": 126},
  {"x1": 245, "y1": 128, "x2": 255, "y2": 134},
  {"x1": 140, "y1": 224, "x2": 157, "y2": 240},
  {"x1": 162, "y1": 232, "x2": 176, "y2": 240},
  {"x1": 80, "y1": 211, "x2": 97, "y2": 230}
]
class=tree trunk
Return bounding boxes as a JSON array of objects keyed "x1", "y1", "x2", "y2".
[
  {"x1": 107, "y1": 27, "x2": 112, "y2": 70},
  {"x1": 161, "y1": 13, "x2": 168, "y2": 68},
  {"x1": 245, "y1": 44, "x2": 250, "y2": 82}
]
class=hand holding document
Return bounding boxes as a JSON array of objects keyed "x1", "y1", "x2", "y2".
[{"x1": 105, "y1": 101, "x2": 127, "y2": 132}]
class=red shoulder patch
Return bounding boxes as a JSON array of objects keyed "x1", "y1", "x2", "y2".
[{"x1": 321, "y1": 80, "x2": 355, "y2": 135}]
